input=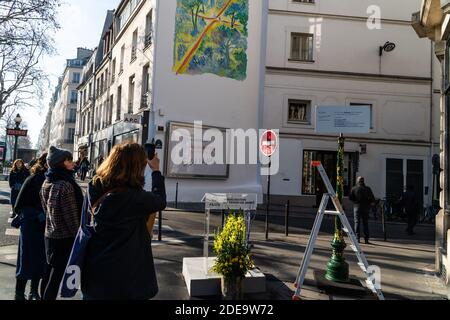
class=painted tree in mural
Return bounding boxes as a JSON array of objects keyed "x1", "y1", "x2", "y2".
[
  {"x1": 173, "y1": 0, "x2": 248, "y2": 81},
  {"x1": 183, "y1": 0, "x2": 208, "y2": 35}
]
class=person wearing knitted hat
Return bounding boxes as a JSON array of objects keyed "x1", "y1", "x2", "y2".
[{"x1": 40, "y1": 146, "x2": 84, "y2": 300}]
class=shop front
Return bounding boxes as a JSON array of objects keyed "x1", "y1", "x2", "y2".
[{"x1": 302, "y1": 150, "x2": 358, "y2": 197}]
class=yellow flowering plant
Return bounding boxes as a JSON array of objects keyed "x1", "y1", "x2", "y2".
[{"x1": 211, "y1": 212, "x2": 254, "y2": 279}]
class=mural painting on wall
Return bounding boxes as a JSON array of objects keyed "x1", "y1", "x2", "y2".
[{"x1": 173, "y1": 0, "x2": 249, "y2": 81}]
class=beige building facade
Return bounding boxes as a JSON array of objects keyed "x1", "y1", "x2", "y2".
[
  {"x1": 75, "y1": 1, "x2": 153, "y2": 169},
  {"x1": 412, "y1": 0, "x2": 450, "y2": 292},
  {"x1": 46, "y1": 48, "x2": 93, "y2": 153}
]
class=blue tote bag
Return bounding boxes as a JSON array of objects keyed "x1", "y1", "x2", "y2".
[{"x1": 60, "y1": 189, "x2": 109, "y2": 298}]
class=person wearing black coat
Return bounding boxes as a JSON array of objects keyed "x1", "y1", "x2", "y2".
[
  {"x1": 401, "y1": 186, "x2": 419, "y2": 235},
  {"x1": 79, "y1": 157, "x2": 90, "y2": 181},
  {"x1": 9, "y1": 159, "x2": 30, "y2": 215},
  {"x1": 13, "y1": 154, "x2": 48, "y2": 300},
  {"x1": 81, "y1": 143, "x2": 166, "y2": 300},
  {"x1": 349, "y1": 176, "x2": 375, "y2": 244}
]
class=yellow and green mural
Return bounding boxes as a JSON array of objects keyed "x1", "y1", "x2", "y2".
[{"x1": 173, "y1": 0, "x2": 249, "y2": 81}]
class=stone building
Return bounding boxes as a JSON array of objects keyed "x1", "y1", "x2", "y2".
[
  {"x1": 412, "y1": 0, "x2": 450, "y2": 292},
  {"x1": 48, "y1": 48, "x2": 93, "y2": 153},
  {"x1": 265, "y1": 0, "x2": 441, "y2": 215},
  {"x1": 75, "y1": 2, "x2": 153, "y2": 169}
]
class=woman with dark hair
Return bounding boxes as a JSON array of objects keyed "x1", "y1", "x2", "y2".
[
  {"x1": 81, "y1": 142, "x2": 166, "y2": 300},
  {"x1": 13, "y1": 154, "x2": 49, "y2": 300},
  {"x1": 9, "y1": 159, "x2": 30, "y2": 216},
  {"x1": 40, "y1": 146, "x2": 83, "y2": 300}
]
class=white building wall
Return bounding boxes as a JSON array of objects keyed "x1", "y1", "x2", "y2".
[
  {"x1": 269, "y1": 0, "x2": 422, "y2": 21},
  {"x1": 111, "y1": 0, "x2": 154, "y2": 121},
  {"x1": 151, "y1": 0, "x2": 268, "y2": 203}
]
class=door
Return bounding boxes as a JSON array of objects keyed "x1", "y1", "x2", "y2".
[
  {"x1": 319, "y1": 152, "x2": 337, "y2": 192},
  {"x1": 386, "y1": 158, "x2": 404, "y2": 201},
  {"x1": 385, "y1": 158, "x2": 424, "y2": 215},
  {"x1": 406, "y1": 159, "x2": 424, "y2": 212}
]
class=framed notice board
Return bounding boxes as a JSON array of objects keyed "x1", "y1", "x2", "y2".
[{"x1": 165, "y1": 121, "x2": 229, "y2": 180}]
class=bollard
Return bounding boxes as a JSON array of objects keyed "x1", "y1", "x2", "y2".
[
  {"x1": 158, "y1": 211, "x2": 162, "y2": 242},
  {"x1": 175, "y1": 182, "x2": 179, "y2": 209},
  {"x1": 285, "y1": 200, "x2": 290, "y2": 236}
]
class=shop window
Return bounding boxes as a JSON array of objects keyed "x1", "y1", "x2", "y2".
[{"x1": 302, "y1": 150, "x2": 357, "y2": 196}]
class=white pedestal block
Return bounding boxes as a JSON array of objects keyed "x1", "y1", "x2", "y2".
[{"x1": 182, "y1": 257, "x2": 266, "y2": 297}]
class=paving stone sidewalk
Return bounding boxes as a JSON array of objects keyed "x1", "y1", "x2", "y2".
[{"x1": 0, "y1": 208, "x2": 448, "y2": 300}]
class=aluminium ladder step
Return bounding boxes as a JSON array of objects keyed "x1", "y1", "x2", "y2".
[{"x1": 293, "y1": 162, "x2": 385, "y2": 300}]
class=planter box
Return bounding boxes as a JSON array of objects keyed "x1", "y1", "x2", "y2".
[{"x1": 182, "y1": 257, "x2": 266, "y2": 297}]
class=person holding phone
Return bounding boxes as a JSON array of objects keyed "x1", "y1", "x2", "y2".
[{"x1": 81, "y1": 142, "x2": 166, "y2": 300}]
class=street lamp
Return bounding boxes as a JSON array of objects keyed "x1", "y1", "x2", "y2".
[
  {"x1": 13, "y1": 114, "x2": 22, "y2": 161},
  {"x1": 14, "y1": 114, "x2": 22, "y2": 128},
  {"x1": 379, "y1": 41, "x2": 396, "y2": 56},
  {"x1": 378, "y1": 41, "x2": 396, "y2": 74}
]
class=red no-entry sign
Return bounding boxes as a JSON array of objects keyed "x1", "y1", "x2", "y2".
[{"x1": 260, "y1": 130, "x2": 278, "y2": 157}]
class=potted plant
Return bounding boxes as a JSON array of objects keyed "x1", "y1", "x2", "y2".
[{"x1": 211, "y1": 213, "x2": 253, "y2": 300}]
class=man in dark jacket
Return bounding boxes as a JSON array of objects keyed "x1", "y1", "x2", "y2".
[
  {"x1": 79, "y1": 157, "x2": 90, "y2": 181},
  {"x1": 14, "y1": 154, "x2": 48, "y2": 300},
  {"x1": 401, "y1": 185, "x2": 419, "y2": 235},
  {"x1": 349, "y1": 176, "x2": 375, "y2": 244}
]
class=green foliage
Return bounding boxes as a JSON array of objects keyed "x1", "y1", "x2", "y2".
[{"x1": 211, "y1": 212, "x2": 253, "y2": 278}]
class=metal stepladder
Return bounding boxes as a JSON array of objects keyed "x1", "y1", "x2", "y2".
[{"x1": 292, "y1": 161, "x2": 385, "y2": 300}]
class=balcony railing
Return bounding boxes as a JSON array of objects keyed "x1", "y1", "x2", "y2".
[
  {"x1": 63, "y1": 139, "x2": 75, "y2": 144},
  {"x1": 66, "y1": 118, "x2": 76, "y2": 124},
  {"x1": 144, "y1": 33, "x2": 152, "y2": 48},
  {"x1": 131, "y1": 47, "x2": 137, "y2": 62}
]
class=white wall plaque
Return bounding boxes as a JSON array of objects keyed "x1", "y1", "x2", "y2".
[{"x1": 315, "y1": 106, "x2": 371, "y2": 134}]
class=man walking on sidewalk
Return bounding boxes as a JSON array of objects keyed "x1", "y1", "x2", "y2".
[
  {"x1": 401, "y1": 185, "x2": 419, "y2": 235},
  {"x1": 349, "y1": 176, "x2": 375, "y2": 244}
]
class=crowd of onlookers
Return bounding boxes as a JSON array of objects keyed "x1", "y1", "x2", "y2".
[{"x1": 8, "y1": 142, "x2": 166, "y2": 300}]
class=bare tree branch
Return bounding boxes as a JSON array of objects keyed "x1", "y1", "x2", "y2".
[{"x1": 0, "y1": 0, "x2": 60, "y2": 121}]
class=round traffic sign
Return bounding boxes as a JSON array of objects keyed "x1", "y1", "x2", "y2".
[{"x1": 260, "y1": 130, "x2": 278, "y2": 157}]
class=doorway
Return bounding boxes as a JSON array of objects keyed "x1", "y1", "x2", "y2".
[{"x1": 385, "y1": 158, "x2": 424, "y2": 211}]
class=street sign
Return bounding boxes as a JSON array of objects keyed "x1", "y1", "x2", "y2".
[
  {"x1": 123, "y1": 113, "x2": 142, "y2": 124},
  {"x1": 260, "y1": 129, "x2": 278, "y2": 157},
  {"x1": 6, "y1": 128, "x2": 28, "y2": 137},
  {"x1": 315, "y1": 106, "x2": 371, "y2": 134}
]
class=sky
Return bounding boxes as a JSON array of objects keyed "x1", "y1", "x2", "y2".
[{"x1": 25, "y1": 0, "x2": 120, "y2": 147}]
